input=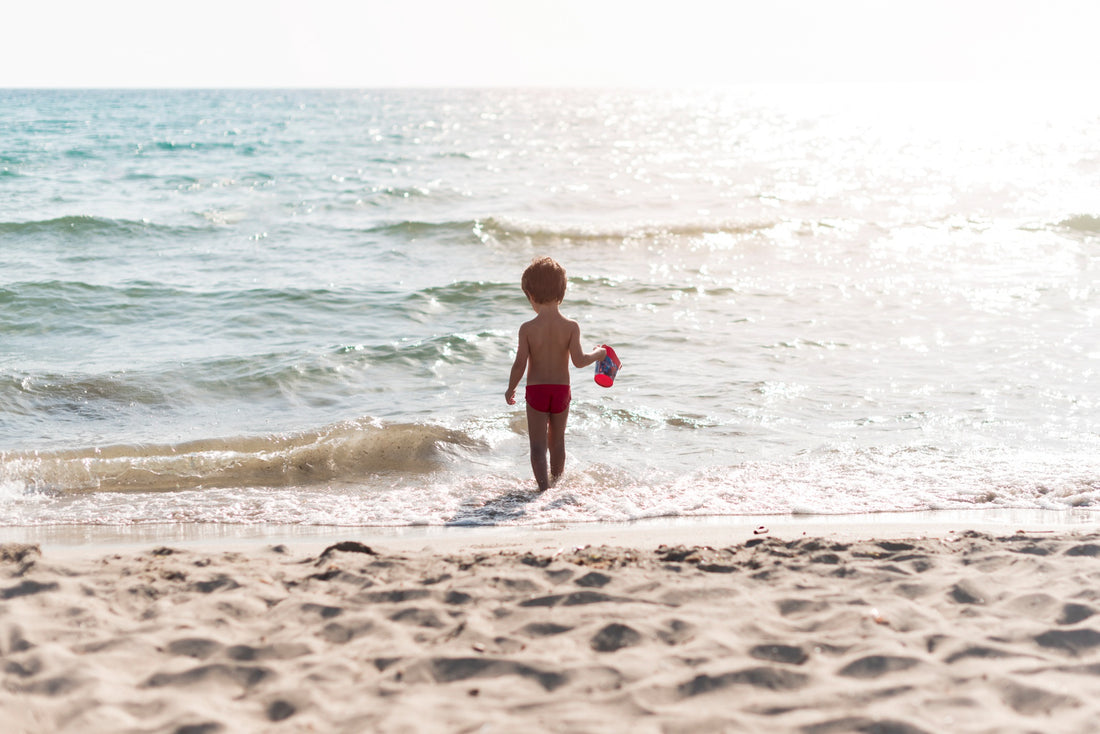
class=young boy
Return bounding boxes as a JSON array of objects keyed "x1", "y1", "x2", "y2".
[{"x1": 505, "y1": 257, "x2": 606, "y2": 491}]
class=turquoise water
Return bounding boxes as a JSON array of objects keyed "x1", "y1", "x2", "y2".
[{"x1": 1, "y1": 86, "x2": 1098, "y2": 526}]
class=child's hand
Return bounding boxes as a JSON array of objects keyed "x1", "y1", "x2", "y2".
[{"x1": 505, "y1": 387, "x2": 516, "y2": 405}]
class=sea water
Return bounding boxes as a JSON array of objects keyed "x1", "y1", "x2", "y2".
[{"x1": 1, "y1": 86, "x2": 1097, "y2": 528}]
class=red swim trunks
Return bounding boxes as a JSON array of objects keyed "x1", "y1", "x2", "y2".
[{"x1": 525, "y1": 384, "x2": 571, "y2": 414}]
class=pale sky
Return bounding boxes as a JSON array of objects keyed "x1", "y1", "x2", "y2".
[{"x1": 4, "y1": 0, "x2": 1099, "y2": 87}]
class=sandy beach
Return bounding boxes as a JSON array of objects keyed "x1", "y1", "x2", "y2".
[{"x1": 2, "y1": 519, "x2": 1100, "y2": 733}]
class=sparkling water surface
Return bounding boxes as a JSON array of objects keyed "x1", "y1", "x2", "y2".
[{"x1": 1, "y1": 86, "x2": 1097, "y2": 526}]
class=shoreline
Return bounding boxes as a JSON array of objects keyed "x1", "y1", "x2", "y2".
[{"x1": 1, "y1": 507, "x2": 1097, "y2": 557}]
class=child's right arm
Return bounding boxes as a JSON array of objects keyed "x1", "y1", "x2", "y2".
[{"x1": 505, "y1": 326, "x2": 529, "y2": 405}]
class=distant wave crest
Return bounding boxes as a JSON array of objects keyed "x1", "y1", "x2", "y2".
[
  {"x1": 1059, "y1": 214, "x2": 1100, "y2": 235},
  {"x1": 362, "y1": 216, "x2": 775, "y2": 246},
  {"x1": 473, "y1": 216, "x2": 776, "y2": 243},
  {"x1": 0, "y1": 215, "x2": 207, "y2": 239}
]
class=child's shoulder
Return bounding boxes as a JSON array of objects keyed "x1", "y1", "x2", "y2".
[
  {"x1": 542, "y1": 311, "x2": 579, "y2": 329},
  {"x1": 524, "y1": 310, "x2": 574, "y2": 324},
  {"x1": 521, "y1": 305, "x2": 579, "y2": 332}
]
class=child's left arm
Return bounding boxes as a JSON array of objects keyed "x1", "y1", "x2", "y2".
[{"x1": 568, "y1": 321, "x2": 606, "y2": 368}]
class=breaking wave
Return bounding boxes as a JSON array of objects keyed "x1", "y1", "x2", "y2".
[{"x1": 0, "y1": 420, "x2": 483, "y2": 494}]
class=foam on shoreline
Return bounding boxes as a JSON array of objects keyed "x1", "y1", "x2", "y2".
[{"x1": 3, "y1": 508, "x2": 1096, "y2": 557}]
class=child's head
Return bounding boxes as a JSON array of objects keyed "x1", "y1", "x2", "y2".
[{"x1": 522, "y1": 256, "x2": 567, "y2": 304}]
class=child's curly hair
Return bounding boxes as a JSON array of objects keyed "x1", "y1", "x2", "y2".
[{"x1": 521, "y1": 256, "x2": 567, "y2": 304}]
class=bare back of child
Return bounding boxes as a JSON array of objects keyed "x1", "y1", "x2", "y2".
[{"x1": 505, "y1": 257, "x2": 606, "y2": 491}]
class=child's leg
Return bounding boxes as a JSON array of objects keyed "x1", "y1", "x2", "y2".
[
  {"x1": 547, "y1": 406, "x2": 569, "y2": 483},
  {"x1": 526, "y1": 405, "x2": 551, "y2": 491}
]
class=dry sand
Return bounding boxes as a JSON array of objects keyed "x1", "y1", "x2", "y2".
[{"x1": 4, "y1": 524, "x2": 1100, "y2": 733}]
